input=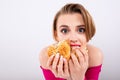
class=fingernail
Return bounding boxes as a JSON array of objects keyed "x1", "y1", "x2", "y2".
[
  {"x1": 63, "y1": 58, "x2": 66, "y2": 62},
  {"x1": 51, "y1": 54, "x2": 54, "y2": 57},
  {"x1": 60, "y1": 56, "x2": 63, "y2": 60},
  {"x1": 56, "y1": 53, "x2": 59, "y2": 58},
  {"x1": 86, "y1": 50, "x2": 88, "y2": 53}
]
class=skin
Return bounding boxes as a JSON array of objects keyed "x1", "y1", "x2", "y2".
[{"x1": 39, "y1": 13, "x2": 103, "y2": 80}]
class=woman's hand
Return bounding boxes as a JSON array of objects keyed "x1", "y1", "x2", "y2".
[
  {"x1": 69, "y1": 46, "x2": 89, "y2": 80},
  {"x1": 46, "y1": 53, "x2": 71, "y2": 79}
]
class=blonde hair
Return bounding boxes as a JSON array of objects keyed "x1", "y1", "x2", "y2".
[{"x1": 53, "y1": 3, "x2": 96, "y2": 41}]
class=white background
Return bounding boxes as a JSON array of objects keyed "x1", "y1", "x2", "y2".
[{"x1": 0, "y1": 0, "x2": 120, "y2": 80}]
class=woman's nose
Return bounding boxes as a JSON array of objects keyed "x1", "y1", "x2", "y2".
[{"x1": 69, "y1": 33, "x2": 78, "y2": 43}]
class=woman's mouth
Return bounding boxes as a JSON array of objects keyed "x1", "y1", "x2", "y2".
[{"x1": 70, "y1": 44, "x2": 81, "y2": 47}]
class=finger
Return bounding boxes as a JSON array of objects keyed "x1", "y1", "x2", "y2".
[
  {"x1": 52, "y1": 53, "x2": 60, "y2": 73},
  {"x1": 71, "y1": 46, "x2": 79, "y2": 53},
  {"x1": 75, "y1": 49, "x2": 84, "y2": 64},
  {"x1": 57, "y1": 56, "x2": 64, "y2": 76},
  {"x1": 63, "y1": 58, "x2": 69, "y2": 74},
  {"x1": 80, "y1": 47, "x2": 89, "y2": 62},
  {"x1": 46, "y1": 54, "x2": 55, "y2": 69},
  {"x1": 70, "y1": 53, "x2": 79, "y2": 66},
  {"x1": 81, "y1": 43, "x2": 88, "y2": 54},
  {"x1": 68, "y1": 59, "x2": 74, "y2": 72}
]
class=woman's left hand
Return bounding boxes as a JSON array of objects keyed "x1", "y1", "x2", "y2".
[{"x1": 68, "y1": 46, "x2": 89, "y2": 80}]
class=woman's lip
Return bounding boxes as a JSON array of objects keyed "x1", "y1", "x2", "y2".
[{"x1": 70, "y1": 44, "x2": 81, "y2": 47}]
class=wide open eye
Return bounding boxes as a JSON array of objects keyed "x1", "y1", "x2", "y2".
[
  {"x1": 61, "y1": 28, "x2": 69, "y2": 34},
  {"x1": 78, "y1": 28, "x2": 85, "y2": 33}
]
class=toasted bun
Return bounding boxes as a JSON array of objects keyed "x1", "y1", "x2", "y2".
[{"x1": 47, "y1": 40, "x2": 70, "y2": 60}]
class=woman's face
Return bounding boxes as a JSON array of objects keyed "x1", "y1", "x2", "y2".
[{"x1": 56, "y1": 13, "x2": 87, "y2": 47}]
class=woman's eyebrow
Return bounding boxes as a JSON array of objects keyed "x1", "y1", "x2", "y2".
[
  {"x1": 76, "y1": 25, "x2": 85, "y2": 28},
  {"x1": 59, "y1": 25, "x2": 69, "y2": 28},
  {"x1": 59, "y1": 24, "x2": 85, "y2": 29}
]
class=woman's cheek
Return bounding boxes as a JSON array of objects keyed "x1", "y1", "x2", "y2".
[{"x1": 57, "y1": 34, "x2": 67, "y2": 41}]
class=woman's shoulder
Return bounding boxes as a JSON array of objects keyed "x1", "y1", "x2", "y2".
[
  {"x1": 39, "y1": 46, "x2": 49, "y2": 69},
  {"x1": 87, "y1": 44, "x2": 104, "y2": 68}
]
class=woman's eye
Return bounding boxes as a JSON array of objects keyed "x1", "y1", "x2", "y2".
[
  {"x1": 61, "y1": 29, "x2": 68, "y2": 34},
  {"x1": 78, "y1": 28, "x2": 85, "y2": 33}
]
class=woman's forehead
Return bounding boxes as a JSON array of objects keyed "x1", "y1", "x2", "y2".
[{"x1": 57, "y1": 13, "x2": 85, "y2": 28}]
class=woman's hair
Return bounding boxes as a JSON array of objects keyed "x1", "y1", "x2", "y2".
[{"x1": 53, "y1": 3, "x2": 96, "y2": 41}]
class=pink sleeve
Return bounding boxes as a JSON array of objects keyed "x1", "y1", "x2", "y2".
[
  {"x1": 85, "y1": 64, "x2": 102, "y2": 80},
  {"x1": 40, "y1": 66, "x2": 65, "y2": 80}
]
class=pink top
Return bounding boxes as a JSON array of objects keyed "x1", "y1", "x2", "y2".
[{"x1": 40, "y1": 64, "x2": 102, "y2": 80}]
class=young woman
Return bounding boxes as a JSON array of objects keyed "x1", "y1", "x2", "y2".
[{"x1": 39, "y1": 3, "x2": 103, "y2": 80}]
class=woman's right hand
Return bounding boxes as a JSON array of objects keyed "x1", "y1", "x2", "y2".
[
  {"x1": 46, "y1": 53, "x2": 71, "y2": 80},
  {"x1": 68, "y1": 46, "x2": 89, "y2": 80}
]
